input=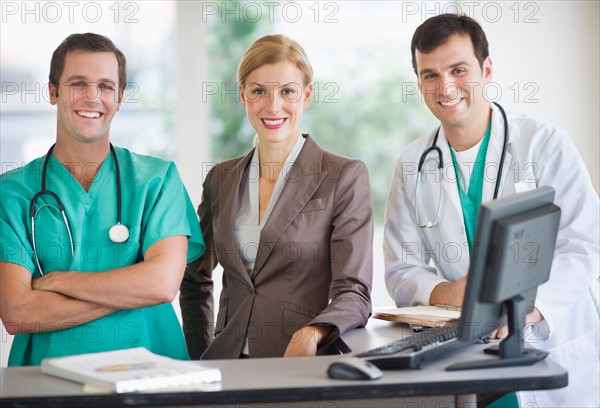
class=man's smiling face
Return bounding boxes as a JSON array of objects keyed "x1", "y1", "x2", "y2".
[{"x1": 50, "y1": 50, "x2": 122, "y2": 145}]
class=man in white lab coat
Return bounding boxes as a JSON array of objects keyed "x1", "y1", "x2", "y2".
[{"x1": 384, "y1": 14, "x2": 599, "y2": 407}]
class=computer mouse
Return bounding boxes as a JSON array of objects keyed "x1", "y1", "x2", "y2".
[{"x1": 327, "y1": 357, "x2": 383, "y2": 380}]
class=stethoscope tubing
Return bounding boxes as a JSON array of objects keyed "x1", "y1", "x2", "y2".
[
  {"x1": 29, "y1": 143, "x2": 125, "y2": 275},
  {"x1": 415, "y1": 102, "x2": 509, "y2": 228}
]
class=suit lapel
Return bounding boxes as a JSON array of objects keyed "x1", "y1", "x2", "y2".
[
  {"x1": 252, "y1": 135, "x2": 327, "y2": 277},
  {"x1": 219, "y1": 150, "x2": 254, "y2": 285}
]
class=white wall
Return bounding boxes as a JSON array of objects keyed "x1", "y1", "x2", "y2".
[
  {"x1": 175, "y1": 1, "x2": 210, "y2": 206},
  {"x1": 482, "y1": 1, "x2": 599, "y2": 192}
]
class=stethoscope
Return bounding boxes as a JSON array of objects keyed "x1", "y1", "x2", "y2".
[
  {"x1": 30, "y1": 143, "x2": 129, "y2": 275},
  {"x1": 415, "y1": 102, "x2": 509, "y2": 228}
]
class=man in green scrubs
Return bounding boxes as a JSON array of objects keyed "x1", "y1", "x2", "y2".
[{"x1": 0, "y1": 33, "x2": 205, "y2": 366}]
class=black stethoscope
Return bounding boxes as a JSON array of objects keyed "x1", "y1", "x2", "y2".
[
  {"x1": 415, "y1": 102, "x2": 509, "y2": 228},
  {"x1": 30, "y1": 143, "x2": 129, "y2": 275}
]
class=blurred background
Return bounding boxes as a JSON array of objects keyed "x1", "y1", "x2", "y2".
[{"x1": 1, "y1": 1, "x2": 599, "y2": 366}]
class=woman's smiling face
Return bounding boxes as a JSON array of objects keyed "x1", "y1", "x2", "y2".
[{"x1": 241, "y1": 60, "x2": 312, "y2": 148}]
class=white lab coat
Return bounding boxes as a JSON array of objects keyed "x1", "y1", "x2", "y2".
[{"x1": 384, "y1": 103, "x2": 600, "y2": 407}]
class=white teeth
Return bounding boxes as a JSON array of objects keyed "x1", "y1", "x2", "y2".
[
  {"x1": 263, "y1": 119, "x2": 285, "y2": 126},
  {"x1": 77, "y1": 111, "x2": 101, "y2": 118},
  {"x1": 440, "y1": 98, "x2": 462, "y2": 107}
]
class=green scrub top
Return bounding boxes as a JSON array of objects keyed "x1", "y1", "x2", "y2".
[
  {"x1": 0, "y1": 147, "x2": 205, "y2": 366},
  {"x1": 449, "y1": 123, "x2": 519, "y2": 408},
  {"x1": 449, "y1": 122, "x2": 492, "y2": 253}
]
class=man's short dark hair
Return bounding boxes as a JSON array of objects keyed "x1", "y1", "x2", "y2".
[
  {"x1": 49, "y1": 33, "x2": 127, "y2": 97},
  {"x1": 411, "y1": 14, "x2": 489, "y2": 75}
]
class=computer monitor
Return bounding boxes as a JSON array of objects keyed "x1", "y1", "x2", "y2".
[{"x1": 448, "y1": 186, "x2": 561, "y2": 370}]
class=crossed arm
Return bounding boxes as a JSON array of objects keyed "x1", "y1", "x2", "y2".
[{"x1": 1, "y1": 236, "x2": 187, "y2": 334}]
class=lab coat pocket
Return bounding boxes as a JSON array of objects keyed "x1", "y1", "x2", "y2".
[
  {"x1": 514, "y1": 180, "x2": 538, "y2": 194},
  {"x1": 215, "y1": 298, "x2": 229, "y2": 335},
  {"x1": 283, "y1": 301, "x2": 318, "y2": 339},
  {"x1": 527, "y1": 334, "x2": 599, "y2": 407}
]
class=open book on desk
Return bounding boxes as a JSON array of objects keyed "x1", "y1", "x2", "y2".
[
  {"x1": 41, "y1": 347, "x2": 222, "y2": 393},
  {"x1": 373, "y1": 305, "x2": 461, "y2": 330}
]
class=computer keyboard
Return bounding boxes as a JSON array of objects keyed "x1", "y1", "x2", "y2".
[{"x1": 356, "y1": 325, "x2": 468, "y2": 369}]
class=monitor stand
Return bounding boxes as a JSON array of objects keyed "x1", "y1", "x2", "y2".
[{"x1": 446, "y1": 295, "x2": 548, "y2": 371}]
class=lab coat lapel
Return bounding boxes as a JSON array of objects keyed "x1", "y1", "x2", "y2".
[
  {"x1": 436, "y1": 128, "x2": 463, "y2": 217},
  {"x1": 252, "y1": 136, "x2": 326, "y2": 278},
  {"x1": 484, "y1": 104, "x2": 513, "y2": 200},
  {"x1": 218, "y1": 150, "x2": 254, "y2": 286},
  {"x1": 431, "y1": 128, "x2": 468, "y2": 249}
]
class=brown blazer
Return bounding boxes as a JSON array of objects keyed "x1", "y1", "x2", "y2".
[{"x1": 180, "y1": 135, "x2": 373, "y2": 359}]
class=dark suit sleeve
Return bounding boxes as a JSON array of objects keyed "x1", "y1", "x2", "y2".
[
  {"x1": 309, "y1": 160, "x2": 373, "y2": 346},
  {"x1": 179, "y1": 170, "x2": 218, "y2": 359}
]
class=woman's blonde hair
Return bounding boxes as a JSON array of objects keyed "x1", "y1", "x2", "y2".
[{"x1": 237, "y1": 34, "x2": 313, "y2": 88}]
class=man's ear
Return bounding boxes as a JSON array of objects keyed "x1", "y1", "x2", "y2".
[
  {"x1": 483, "y1": 56, "x2": 493, "y2": 81},
  {"x1": 49, "y1": 82, "x2": 59, "y2": 105},
  {"x1": 116, "y1": 90, "x2": 124, "y2": 111}
]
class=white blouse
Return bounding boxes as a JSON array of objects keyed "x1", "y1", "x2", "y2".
[{"x1": 234, "y1": 133, "x2": 306, "y2": 275}]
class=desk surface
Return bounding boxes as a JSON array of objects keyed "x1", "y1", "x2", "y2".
[{"x1": 1, "y1": 319, "x2": 567, "y2": 408}]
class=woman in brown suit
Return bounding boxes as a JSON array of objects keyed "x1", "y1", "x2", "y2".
[{"x1": 180, "y1": 34, "x2": 373, "y2": 359}]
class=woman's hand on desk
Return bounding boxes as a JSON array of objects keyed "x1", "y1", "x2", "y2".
[
  {"x1": 488, "y1": 307, "x2": 545, "y2": 339},
  {"x1": 284, "y1": 325, "x2": 332, "y2": 357}
]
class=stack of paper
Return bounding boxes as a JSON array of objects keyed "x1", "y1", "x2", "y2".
[
  {"x1": 373, "y1": 305, "x2": 461, "y2": 328},
  {"x1": 41, "y1": 347, "x2": 222, "y2": 393}
]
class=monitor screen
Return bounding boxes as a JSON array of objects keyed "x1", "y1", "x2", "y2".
[{"x1": 458, "y1": 186, "x2": 561, "y2": 344}]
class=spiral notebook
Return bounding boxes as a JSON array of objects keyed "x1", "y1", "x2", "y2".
[{"x1": 41, "y1": 347, "x2": 222, "y2": 393}]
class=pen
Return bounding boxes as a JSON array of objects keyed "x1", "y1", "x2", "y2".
[{"x1": 434, "y1": 304, "x2": 462, "y2": 311}]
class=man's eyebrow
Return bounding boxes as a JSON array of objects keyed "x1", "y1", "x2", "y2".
[
  {"x1": 448, "y1": 61, "x2": 471, "y2": 69},
  {"x1": 418, "y1": 68, "x2": 435, "y2": 77},
  {"x1": 64, "y1": 75, "x2": 117, "y2": 84},
  {"x1": 64, "y1": 75, "x2": 86, "y2": 82},
  {"x1": 418, "y1": 61, "x2": 472, "y2": 77}
]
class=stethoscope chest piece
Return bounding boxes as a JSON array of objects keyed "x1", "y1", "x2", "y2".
[{"x1": 109, "y1": 223, "x2": 130, "y2": 243}]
